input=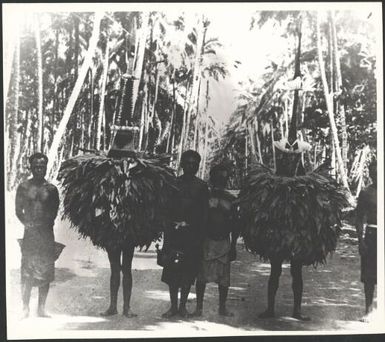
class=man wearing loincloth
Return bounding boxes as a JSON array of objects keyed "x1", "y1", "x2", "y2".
[
  {"x1": 356, "y1": 159, "x2": 377, "y2": 320},
  {"x1": 15, "y1": 153, "x2": 60, "y2": 318},
  {"x1": 191, "y1": 164, "x2": 239, "y2": 317}
]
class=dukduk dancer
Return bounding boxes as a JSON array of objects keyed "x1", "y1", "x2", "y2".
[
  {"x1": 238, "y1": 17, "x2": 349, "y2": 321},
  {"x1": 58, "y1": 75, "x2": 178, "y2": 318}
]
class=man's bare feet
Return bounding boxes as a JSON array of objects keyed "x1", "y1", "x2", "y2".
[
  {"x1": 189, "y1": 308, "x2": 203, "y2": 317},
  {"x1": 123, "y1": 309, "x2": 137, "y2": 318},
  {"x1": 219, "y1": 307, "x2": 234, "y2": 317},
  {"x1": 258, "y1": 309, "x2": 275, "y2": 319},
  {"x1": 162, "y1": 308, "x2": 178, "y2": 318},
  {"x1": 37, "y1": 309, "x2": 51, "y2": 318},
  {"x1": 178, "y1": 306, "x2": 189, "y2": 318},
  {"x1": 292, "y1": 312, "x2": 311, "y2": 321},
  {"x1": 21, "y1": 307, "x2": 29, "y2": 320},
  {"x1": 100, "y1": 307, "x2": 118, "y2": 316}
]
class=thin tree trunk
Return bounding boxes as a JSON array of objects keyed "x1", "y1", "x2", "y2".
[
  {"x1": 88, "y1": 69, "x2": 94, "y2": 149},
  {"x1": 74, "y1": 15, "x2": 80, "y2": 80},
  {"x1": 247, "y1": 123, "x2": 257, "y2": 160},
  {"x1": 52, "y1": 27, "x2": 59, "y2": 140},
  {"x1": 193, "y1": 79, "x2": 202, "y2": 150},
  {"x1": 330, "y1": 11, "x2": 348, "y2": 171},
  {"x1": 166, "y1": 77, "x2": 176, "y2": 153},
  {"x1": 185, "y1": 17, "x2": 205, "y2": 151},
  {"x1": 316, "y1": 13, "x2": 350, "y2": 190},
  {"x1": 47, "y1": 12, "x2": 103, "y2": 177},
  {"x1": 254, "y1": 120, "x2": 263, "y2": 163},
  {"x1": 271, "y1": 123, "x2": 276, "y2": 172},
  {"x1": 96, "y1": 40, "x2": 110, "y2": 150},
  {"x1": 201, "y1": 109, "x2": 210, "y2": 179},
  {"x1": 152, "y1": 67, "x2": 162, "y2": 149},
  {"x1": 132, "y1": 12, "x2": 149, "y2": 120},
  {"x1": 138, "y1": 89, "x2": 146, "y2": 150},
  {"x1": 284, "y1": 97, "x2": 289, "y2": 137},
  {"x1": 35, "y1": 14, "x2": 44, "y2": 152},
  {"x1": 245, "y1": 135, "x2": 248, "y2": 170},
  {"x1": 9, "y1": 31, "x2": 21, "y2": 190},
  {"x1": 177, "y1": 84, "x2": 192, "y2": 168}
]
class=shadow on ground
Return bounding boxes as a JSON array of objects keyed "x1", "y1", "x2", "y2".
[{"x1": 7, "y1": 237, "x2": 371, "y2": 333}]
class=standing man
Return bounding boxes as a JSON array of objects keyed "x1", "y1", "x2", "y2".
[
  {"x1": 161, "y1": 150, "x2": 209, "y2": 318},
  {"x1": 15, "y1": 153, "x2": 60, "y2": 318},
  {"x1": 356, "y1": 159, "x2": 377, "y2": 321},
  {"x1": 192, "y1": 164, "x2": 239, "y2": 317}
]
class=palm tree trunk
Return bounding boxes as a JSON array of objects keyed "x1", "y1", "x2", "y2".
[
  {"x1": 316, "y1": 13, "x2": 350, "y2": 191},
  {"x1": 271, "y1": 123, "x2": 276, "y2": 172},
  {"x1": 185, "y1": 17, "x2": 205, "y2": 150},
  {"x1": 330, "y1": 11, "x2": 348, "y2": 171},
  {"x1": 201, "y1": 108, "x2": 210, "y2": 179},
  {"x1": 247, "y1": 123, "x2": 257, "y2": 159},
  {"x1": 177, "y1": 84, "x2": 192, "y2": 168},
  {"x1": 35, "y1": 14, "x2": 44, "y2": 152},
  {"x1": 166, "y1": 77, "x2": 176, "y2": 153},
  {"x1": 4, "y1": 23, "x2": 17, "y2": 105},
  {"x1": 47, "y1": 12, "x2": 103, "y2": 177},
  {"x1": 96, "y1": 40, "x2": 110, "y2": 150},
  {"x1": 88, "y1": 69, "x2": 94, "y2": 149},
  {"x1": 254, "y1": 120, "x2": 263, "y2": 163},
  {"x1": 52, "y1": 27, "x2": 59, "y2": 140},
  {"x1": 138, "y1": 83, "x2": 147, "y2": 150},
  {"x1": 132, "y1": 12, "x2": 149, "y2": 120},
  {"x1": 9, "y1": 31, "x2": 21, "y2": 190},
  {"x1": 152, "y1": 67, "x2": 162, "y2": 149},
  {"x1": 193, "y1": 78, "x2": 202, "y2": 150}
]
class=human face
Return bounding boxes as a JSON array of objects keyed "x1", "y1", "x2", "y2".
[
  {"x1": 181, "y1": 156, "x2": 200, "y2": 177},
  {"x1": 211, "y1": 170, "x2": 228, "y2": 189},
  {"x1": 31, "y1": 158, "x2": 47, "y2": 180}
]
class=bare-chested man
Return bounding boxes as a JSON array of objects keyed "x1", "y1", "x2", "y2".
[
  {"x1": 15, "y1": 153, "x2": 60, "y2": 318},
  {"x1": 356, "y1": 159, "x2": 377, "y2": 320}
]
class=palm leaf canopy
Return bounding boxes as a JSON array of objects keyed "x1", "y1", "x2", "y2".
[
  {"x1": 237, "y1": 163, "x2": 349, "y2": 265},
  {"x1": 58, "y1": 152, "x2": 179, "y2": 250}
]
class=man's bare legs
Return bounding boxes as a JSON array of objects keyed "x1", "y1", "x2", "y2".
[
  {"x1": 218, "y1": 285, "x2": 233, "y2": 316},
  {"x1": 290, "y1": 259, "x2": 310, "y2": 321},
  {"x1": 259, "y1": 258, "x2": 283, "y2": 318},
  {"x1": 37, "y1": 284, "x2": 50, "y2": 317},
  {"x1": 364, "y1": 282, "x2": 375, "y2": 314},
  {"x1": 162, "y1": 285, "x2": 179, "y2": 318},
  {"x1": 179, "y1": 284, "x2": 191, "y2": 317},
  {"x1": 101, "y1": 248, "x2": 120, "y2": 316},
  {"x1": 122, "y1": 245, "x2": 137, "y2": 317},
  {"x1": 191, "y1": 281, "x2": 205, "y2": 316},
  {"x1": 21, "y1": 281, "x2": 32, "y2": 319}
]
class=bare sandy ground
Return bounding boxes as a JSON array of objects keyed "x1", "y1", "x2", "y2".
[{"x1": 5, "y1": 194, "x2": 380, "y2": 339}]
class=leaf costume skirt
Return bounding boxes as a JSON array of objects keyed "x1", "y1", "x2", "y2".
[
  {"x1": 238, "y1": 164, "x2": 349, "y2": 265},
  {"x1": 58, "y1": 153, "x2": 178, "y2": 250}
]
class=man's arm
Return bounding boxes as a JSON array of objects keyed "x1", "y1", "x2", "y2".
[
  {"x1": 49, "y1": 186, "x2": 60, "y2": 223},
  {"x1": 229, "y1": 202, "x2": 240, "y2": 261},
  {"x1": 15, "y1": 184, "x2": 26, "y2": 225},
  {"x1": 356, "y1": 190, "x2": 367, "y2": 256},
  {"x1": 200, "y1": 184, "x2": 209, "y2": 235}
]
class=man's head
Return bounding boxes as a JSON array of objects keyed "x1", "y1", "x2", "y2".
[
  {"x1": 180, "y1": 150, "x2": 201, "y2": 176},
  {"x1": 368, "y1": 159, "x2": 377, "y2": 185},
  {"x1": 209, "y1": 164, "x2": 229, "y2": 189},
  {"x1": 29, "y1": 153, "x2": 48, "y2": 180}
]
